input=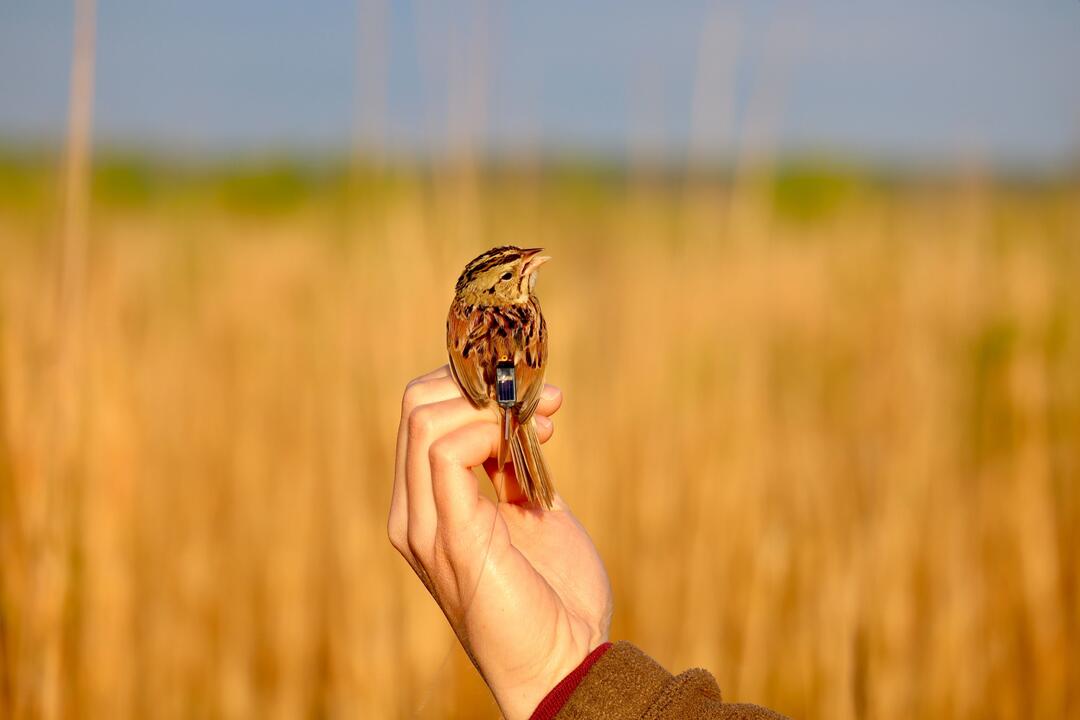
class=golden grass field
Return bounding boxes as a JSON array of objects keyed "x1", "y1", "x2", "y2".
[{"x1": 0, "y1": 161, "x2": 1078, "y2": 719}]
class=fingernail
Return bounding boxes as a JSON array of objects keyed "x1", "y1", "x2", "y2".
[
  {"x1": 535, "y1": 415, "x2": 553, "y2": 432},
  {"x1": 541, "y1": 385, "x2": 560, "y2": 400}
]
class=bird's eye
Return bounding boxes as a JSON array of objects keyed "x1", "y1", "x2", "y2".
[{"x1": 501, "y1": 272, "x2": 513, "y2": 281}]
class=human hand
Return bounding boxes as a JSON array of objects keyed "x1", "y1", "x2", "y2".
[{"x1": 388, "y1": 366, "x2": 613, "y2": 720}]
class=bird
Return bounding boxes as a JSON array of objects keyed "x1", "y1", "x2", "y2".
[{"x1": 446, "y1": 245, "x2": 555, "y2": 508}]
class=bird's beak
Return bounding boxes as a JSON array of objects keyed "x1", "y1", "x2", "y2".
[{"x1": 522, "y1": 250, "x2": 551, "y2": 276}]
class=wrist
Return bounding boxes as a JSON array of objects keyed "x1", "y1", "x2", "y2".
[
  {"x1": 528, "y1": 642, "x2": 613, "y2": 720},
  {"x1": 489, "y1": 631, "x2": 608, "y2": 720}
]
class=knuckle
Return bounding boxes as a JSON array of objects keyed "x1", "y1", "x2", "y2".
[
  {"x1": 401, "y1": 382, "x2": 422, "y2": 416},
  {"x1": 407, "y1": 405, "x2": 436, "y2": 441},
  {"x1": 388, "y1": 526, "x2": 409, "y2": 556},
  {"x1": 437, "y1": 521, "x2": 468, "y2": 552},
  {"x1": 428, "y1": 437, "x2": 456, "y2": 468},
  {"x1": 406, "y1": 528, "x2": 428, "y2": 561},
  {"x1": 387, "y1": 511, "x2": 408, "y2": 554}
]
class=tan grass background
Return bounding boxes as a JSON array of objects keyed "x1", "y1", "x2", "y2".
[{"x1": 0, "y1": 167, "x2": 1078, "y2": 718}]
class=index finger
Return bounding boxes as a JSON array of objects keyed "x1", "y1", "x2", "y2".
[
  {"x1": 405, "y1": 365, "x2": 450, "y2": 396},
  {"x1": 389, "y1": 366, "x2": 451, "y2": 554}
]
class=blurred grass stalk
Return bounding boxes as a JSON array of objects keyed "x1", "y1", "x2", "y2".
[
  {"x1": 8, "y1": 0, "x2": 98, "y2": 718},
  {"x1": 1, "y1": 1, "x2": 1079, "y2": 719}
]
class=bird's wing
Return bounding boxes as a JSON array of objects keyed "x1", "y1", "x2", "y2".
[
  {"x1": 513, "y1": 301, "x2": 548, "y2": 422},
  {"x1": 447, "y1": 305, "x2": 490, "y2": 408}
]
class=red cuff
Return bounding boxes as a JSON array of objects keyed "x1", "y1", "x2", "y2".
[{"x1": 529, "y1": 642, "x2": 613, "y2": 720}]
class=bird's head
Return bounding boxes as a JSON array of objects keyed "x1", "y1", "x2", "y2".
[{"x1": 454, "y1": 246, "x2": 551, "y2": 305}]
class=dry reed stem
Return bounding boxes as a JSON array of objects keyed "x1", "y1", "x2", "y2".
[{"x1": 14, "y1": 0, "x2": 98, "y2": 718}]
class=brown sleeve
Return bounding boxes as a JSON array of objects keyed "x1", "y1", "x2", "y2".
[{"x1": 554, "y1": 642, "x2": 789, "y2": 720}]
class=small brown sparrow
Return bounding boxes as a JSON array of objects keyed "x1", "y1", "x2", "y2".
[{"x1": 447, "y1": 246, "x2": 554, "y2": 508}]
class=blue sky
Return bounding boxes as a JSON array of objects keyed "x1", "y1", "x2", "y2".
[{"x1": 1, "y1": 1, "x2": 1078, "y2": 167}]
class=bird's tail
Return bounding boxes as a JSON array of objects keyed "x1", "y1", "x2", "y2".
[{"x1": 498, "y1": 413, "x2": 554, "y2": 509}]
